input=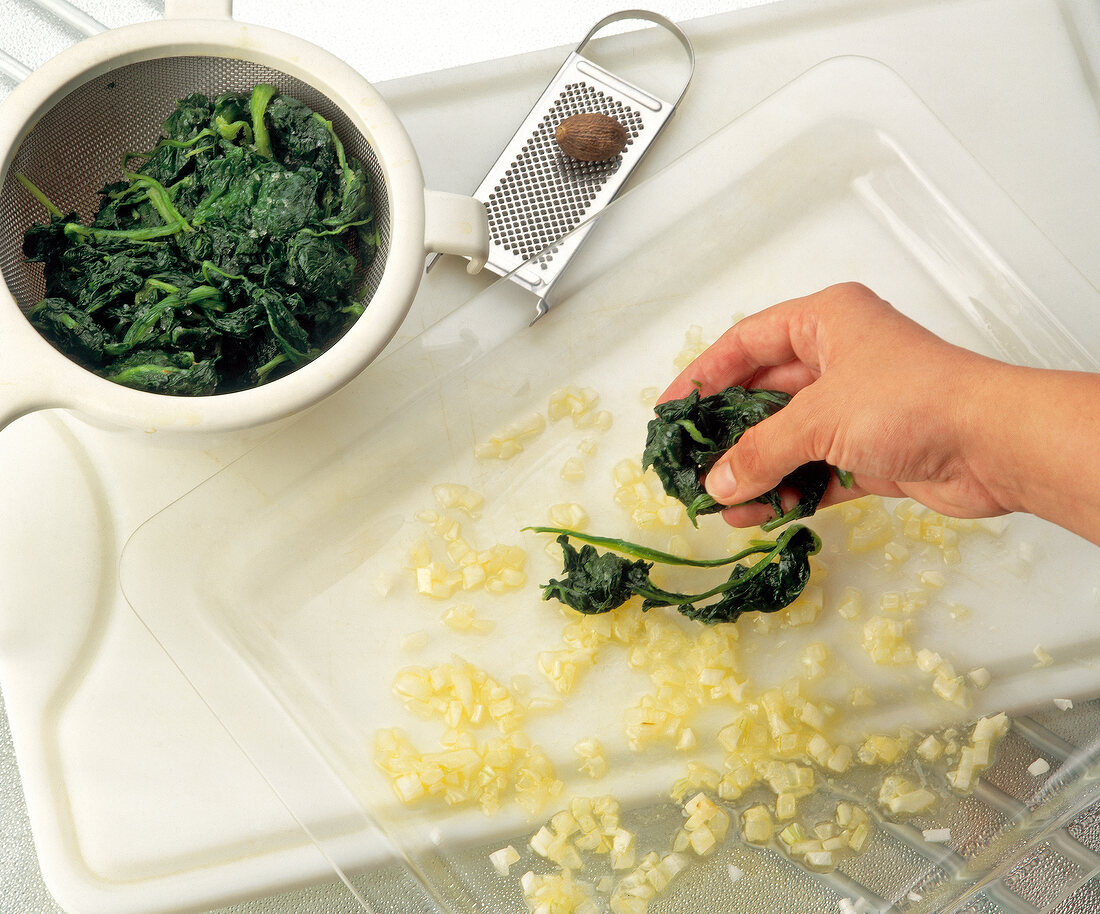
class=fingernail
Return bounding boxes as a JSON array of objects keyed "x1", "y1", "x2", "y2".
[{"x1": 706, "y1": 461, "x2": 737, "y2": 502}]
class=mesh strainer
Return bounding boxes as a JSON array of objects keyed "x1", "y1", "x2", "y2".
[{"x1": 0, "y1": 0, "x2": 488, "y2": 433}]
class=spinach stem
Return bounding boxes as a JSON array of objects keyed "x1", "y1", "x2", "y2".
[
  {"x1": 122, "y1": 170, "x2": 192, "y2": 232},
  {"x1": 250, "y1": 84, "x2": 279, "y2": 158},
  {"x1": 525, "y1": 525, "x2": 789, "y2": 567},
  {"x1": 15, "y1": 173, "x2": 62, "y2": 219},
  {"x1": 121, "y1": 128, "x2": 216, "y2": 170}
]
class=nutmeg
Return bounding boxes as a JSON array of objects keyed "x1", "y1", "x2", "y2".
[{"x1": 555, "y1": 112, "x2": 629, "y2": 162}]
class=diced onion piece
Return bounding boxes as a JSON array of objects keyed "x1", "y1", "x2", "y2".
[
  {"x1": 967, "y1": 667, "x2": 991, "y2": 689},
  {"x1": 441, "y1": 604, "x2": 494, "y2": 633},
  {"x1": 1033, "y1": 644, "x2": 1054, "y2": 667},
  {"x1": 858, "y1": 735, "x2": 905, "y2": 765},
  {"x1": 489, "y1": 844, "x2": 520, "y2": 875},
  {"x1": 549, "y1": 503, "x2": 590, "y2": 530},
  {"x1": 862, "y1": 616, "x2": 912, "y2": 665},
  {"x1": 879, "y1": 775, "x2": 936, "y2": 815},
  {"x1": 560, "y1": 456, "x2": 586, "y2": 481},
  {"x1": 850, "y1": 687, "x2": 875, "y2": 708},
  {"x1": 432, "y1": 483, "x2": 484, "y2": 516},
  {"x1": 673, "y1": 325, "x2": 710, "y2": 370},
  {"x1": 578, "y1": 437, "x2": 598, "y2": 457},
  {"x1": 835, "y1": 588, "x2": 862, "y2": 622},
  {"x1": 1028, "y1": 758, "x2": 1050, "y2": 777},
  {"x1": 1054, "y1": 698, "x2": 1074, "y2": 711},
  {"x1": 741, "y1": 805, "x2": 773, "y2": 844},
  {"x1": 475, "y1": 412, "x2": 546, "y2": 460},
  {"x1": 826, "y1": 745, "x2": 854, "y2": 774},
  {"x1": 947, "y1": 713, "x2": 1009, "y2": 792},
  {"x1": 917, "y1": 735, "x2": 944, "y2": 761},
  {"x1": 922, "y1": 828, "x2": 951, "y2": 844},
  {"x1": 786, "y1": 586, "x2": 822, "y2": 626},
  {"x1": 916, "y1": 648, "x2": 943, "y2": 673},
  {"x1": 548, "y1": 386, "x2": 599, "y2": 423},
  {"x1": 808, "y1": 734, "x2": 832, "y2": 766},
  {"x1": 776, "y1": 792, "x2": 798, "y2": 820},
  {"x1": 848, "y1": 822, "x2": 870, "y2": 853},
  {"x1": 613, "y1": 459, "x2": 643, "y2": 486},
  {"x1": 574, "y1": 738, "x2": 608, "y2": 778},
  {"x1": 804, "y1": 850, "x2": 834, "y2": 869},
  {"x1": 932, "y1": 672, "x2": 969, "y2": 707}
]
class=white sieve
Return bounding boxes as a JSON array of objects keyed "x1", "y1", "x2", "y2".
[{"x1": 0, "y1": 0, "x2": 489, "y2": 434}]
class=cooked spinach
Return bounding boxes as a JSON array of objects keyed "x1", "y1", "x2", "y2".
[
  {"x1": 18, "y1": 84, "x2": 376, "y2": 395},
  {"x1": 642, "y1": 386, "x2": 852, "y2": 529},
  {"x1": 528, "y1": 524, "x2": 821, "y2": 625}
]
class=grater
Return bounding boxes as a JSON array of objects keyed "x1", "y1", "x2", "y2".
[{"x1": 468, "y1": 10, "x2": 694, "y2": 319}]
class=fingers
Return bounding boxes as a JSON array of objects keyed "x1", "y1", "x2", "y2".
[
  {"x1": 659, "y1": 283, "x2": 898, "y2": 404},
  {"x1": 659, "y1": 292, "x2": 821, "y2": 403},
  {"x1": 741, "y1": 360, "x2": 819, "y2": 395},
  {"x1": 704, "y1": 393, "x2": 827, "y2": 506},
  {"x1": 715, "y1": 474, "x2": 879, "y2": 528}
]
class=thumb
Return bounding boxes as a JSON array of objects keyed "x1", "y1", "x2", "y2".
[{"x1": 704, "y1": 400, "x2": 823, "y2": 505}]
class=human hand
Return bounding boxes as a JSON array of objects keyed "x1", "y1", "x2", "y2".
[{"x1": 659, "y1": 283, "x2": 1013, "y2": 528}]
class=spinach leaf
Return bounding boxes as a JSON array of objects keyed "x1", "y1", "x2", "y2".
[
  {"x1": 643, "y1": 385, "x2": 851, "y2": 528},
  {"x1": 17, "y1": 85, "x2": 377, "y2": 395},
  {"x1": 531, "y1": 524, "x2": 821, "y2": 625},
  {"x1": 268, "y1": 96, "x2": 338, "y2": 174},
  {"x1": 27, "y1": 298, "x2": 110, "y2": 366},
  {"x1": 285, "y1": 231, "x2": 356, "y2": 299},
  {"x1": 102, "y1": 349, "x2": 218, "y2": 396},
  {"x1": 539, "y1": 535, "x2": 654, "y2": 615}
]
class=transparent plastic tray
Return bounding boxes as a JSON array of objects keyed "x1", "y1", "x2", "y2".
[{"x1": 121, "y1": 57, "x2": 1100, "y2": 913}]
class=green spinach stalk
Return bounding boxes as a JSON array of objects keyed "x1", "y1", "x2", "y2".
[{"x1": 528, "y1": 524, "x2": 821, "y2": 625}]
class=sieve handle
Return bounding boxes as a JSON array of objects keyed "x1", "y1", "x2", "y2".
[
  {"x1": 423, "y1": 190, "x2": 489, "y2": 275},
  {"x1": 0, "y1": 308, "x2": 67, "y2": 431},
  {"x1": 164, "y1": 0, "x2": 232, "y2": 19}
]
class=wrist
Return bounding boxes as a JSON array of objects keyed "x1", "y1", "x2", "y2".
[
  {"x1": 955, "y1": 357, "x2": 1029, "y2": 516},
  {"x1": 958, "y1": 358, "x2": 1100, "y2": 543}
]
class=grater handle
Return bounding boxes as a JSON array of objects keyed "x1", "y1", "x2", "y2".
[
  {"x1": 423, "y1": 190, "x2": 489, "y2": 274},
  {"x1": 576, "y1": 9, "x2": 695, "y2": 108}
]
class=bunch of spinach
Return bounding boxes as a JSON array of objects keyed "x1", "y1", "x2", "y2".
[
  {"x1": 528, "y1": 524, "x2": 821, "y2": 625},
  {"x1": 642, "y1": 386, "x2": 853, "y2": 529},
  {"x1": 18, "y1": 84, "x2": 378, "y2": 395}
]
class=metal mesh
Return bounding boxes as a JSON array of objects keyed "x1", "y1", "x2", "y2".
[
  {"x1": 484, "y1": 81, "x2": 643, "y2": 266},
  {"x1": 0, "y1": 55, "x2": 390, "y2": 314}
]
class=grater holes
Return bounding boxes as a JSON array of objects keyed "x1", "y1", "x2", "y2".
[{"x1": 485, "y1": 81, "x2": 644, "y2": 263}]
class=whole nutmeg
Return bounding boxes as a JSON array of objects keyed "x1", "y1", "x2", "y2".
[{"x1": 555, "y1": 112, "x2": 629, "y2": 162}]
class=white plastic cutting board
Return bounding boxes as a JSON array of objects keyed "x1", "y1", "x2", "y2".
[
  {"x1": 1, "y1": 3, "x2": 1100, "y2": 914},
  {"x1": 118, "y1": 55, "x2": 1100, "y2": 904}
]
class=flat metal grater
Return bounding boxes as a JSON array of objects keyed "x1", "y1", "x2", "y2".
[{"x1": 469, "y1": 10, "x2": 694, "y2": 320}]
